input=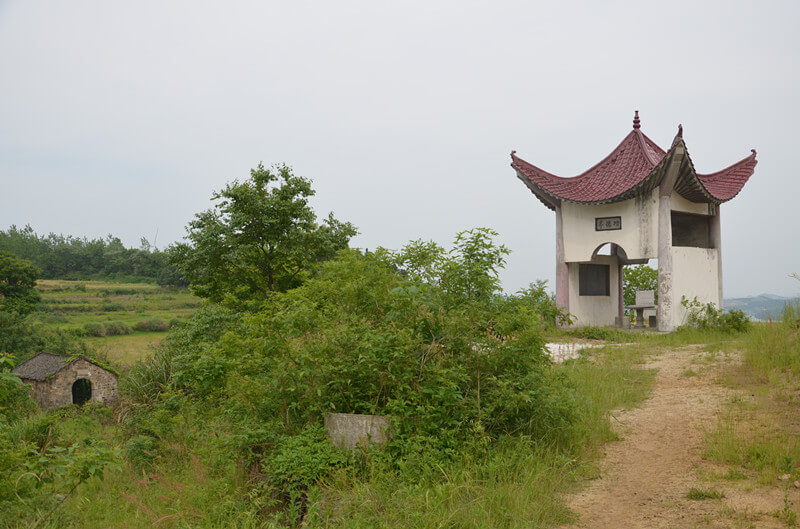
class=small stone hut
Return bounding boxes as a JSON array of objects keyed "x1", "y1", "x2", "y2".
[{"x1": 12, "y1": 353, "x2": 118, "y2": 410}]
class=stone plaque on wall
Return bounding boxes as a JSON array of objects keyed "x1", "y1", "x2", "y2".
[{"x1": 595, "y1": 216, "x2": 622, "y2": 231}]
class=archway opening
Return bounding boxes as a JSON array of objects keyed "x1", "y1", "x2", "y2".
[{"x1": 72, "y1": 379, "x2": 92, "y2": 405}]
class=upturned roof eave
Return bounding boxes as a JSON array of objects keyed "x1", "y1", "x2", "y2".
[
  {"x1": 672, "y1": 139, "x2": 758, "y2": 204},
  {"x1": 513, "y1": 168, "x2": 560, "y2": 210}
]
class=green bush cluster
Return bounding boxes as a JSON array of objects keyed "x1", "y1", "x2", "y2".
[
  {"x1": 123, "y1": 230, "x2": 574, "y2": 522},
  {"x1": 133, "y1": 317, "x2": 169, "y2": 332},
  {"x1": 82, "y1": 321, "x2": 133, "y2": 337},
  {"x1": 124, "y1": 435, "x2": 159, "y2": 470},
  {"x1": 681, "y1": 296, "x2": 750, "y2": 333}
]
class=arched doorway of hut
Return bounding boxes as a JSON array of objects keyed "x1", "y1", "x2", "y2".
[{"x1": 72, "y1": 378, "x2": 92, "y2": 405}]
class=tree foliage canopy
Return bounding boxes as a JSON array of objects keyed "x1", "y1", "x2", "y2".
[
  {"x1": 623, "y1": 264, "x2": 658, "y2": 308},
  {"x1": 393, "y1": 228, "x2": 510, "y2": 305},
  {"x1": 0, "y1": 251, "x2": 40, "y2": 315},
  {"x1": 170, "y1": 163, "x2": 357, "y2": 304},
  {"x1": 0, "y1": 225, "x2": 184, "y2": 285}
]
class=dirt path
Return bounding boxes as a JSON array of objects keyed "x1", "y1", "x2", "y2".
[{"x1": 560, "y1": 346, "x2": 787, "y2": 529}]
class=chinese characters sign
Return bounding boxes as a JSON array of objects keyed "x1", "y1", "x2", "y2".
[{"x1": 595, "y1": 216, "x2": 621, "y2": 231}]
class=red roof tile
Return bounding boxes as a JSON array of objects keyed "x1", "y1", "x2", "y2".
[
  {"x1": 697, "y1": 150, "x2": 758, "y2": 201},
  {"x1": 511, "y1": 114, "x2": 756, "y2": 209}
]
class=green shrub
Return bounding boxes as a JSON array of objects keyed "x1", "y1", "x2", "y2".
[
  {"x1": 681, "y1": 297, "x2": 750, "y2": 333},
  {"x1": 133, "y1": 317, "x2": 169, "y2": 332},
  {"x1": 514, "y1": 280, "x2": 572, "y2": 328},
  {"x1": 123, "y1": 350, "x2": 175, "y2": 404},
  {"x1": 0, "y1": 371, "x2": 35, "y2": 422},
  {"x1": 125, "y1": 434, "x2": 159, "y2": 469},
  {"x1": 103, "y1": 321, "x2": 133, "y2": 335},
  {"x1": 111, "y1": 288, "x2": 139, "y2": 295},
  {"x1": 41, "y1": 312, "x2": 68, "y2": 324},
  {"x1": 83, "y1": 321, "x2": 106, "y2": 337},
  {"x1": 6, "y1": 412, "x2": 58, "y2": 449},
  {"x1": 263, "y1": 426, "x2": 346, "y2": 495},
  {"x1": 718, "y1": 309, "x2": 750, "y2": 333}
]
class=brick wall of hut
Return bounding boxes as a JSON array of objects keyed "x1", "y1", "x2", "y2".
[{"x1": 27, "y1": 359, "x2": 118, "y2": 410}]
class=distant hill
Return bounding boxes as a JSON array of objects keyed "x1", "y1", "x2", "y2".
[{"x1": 724, "y1": 294, "x2": 799, "y2": 321}]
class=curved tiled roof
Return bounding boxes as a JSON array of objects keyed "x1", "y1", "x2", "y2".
[{"x1": 511, "y1": 113, "x2": 757, "y2": 210}]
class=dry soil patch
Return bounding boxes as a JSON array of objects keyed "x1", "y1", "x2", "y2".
[{"x1": 560, "y1": 346, "x2": 790, "y2": 529}]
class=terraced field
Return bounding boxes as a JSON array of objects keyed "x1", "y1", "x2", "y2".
[{"x1": 33, "y1": 280, "x2": 202, "y2": 365}]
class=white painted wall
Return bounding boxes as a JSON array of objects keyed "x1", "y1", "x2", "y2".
[
  {"x1": 567, "y1": 255, "x2": 620, "y2": 327},
  {"x1": 556, "y1": 190, "x2": 722, "y2": 329},
  {"x1": 562, "y1": 190, "x2": 659, "y2": 262},
  {"x1": 670, "y1": 247, "x2": 721, "y2": 328},
  {"x1": 670, "y1": 193, "x2": 713, "y2": 216}
]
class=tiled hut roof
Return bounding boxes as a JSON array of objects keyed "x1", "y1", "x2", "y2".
[
  {"x1": 511, "y1": 112, "x2": 757, "y2": 210},
  {"x1": 13, "y1": 352, "x2": 74, "y2": 381}
]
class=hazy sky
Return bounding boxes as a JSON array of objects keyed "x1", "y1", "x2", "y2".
[{"x1": 1, "y1": 1, "x2": 797, "y2": 298}]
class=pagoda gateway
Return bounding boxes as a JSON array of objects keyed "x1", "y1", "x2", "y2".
[{"x1": 511, "y1": 112, "x2": 757, "y2": 331}]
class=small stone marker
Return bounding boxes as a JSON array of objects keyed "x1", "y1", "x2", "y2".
[
  {"x1": 324, "y1": 413, "x2": 390, "y2": 450},
  {"x1": 635, "y1": 290, "x2": 655, "y2": 307}
]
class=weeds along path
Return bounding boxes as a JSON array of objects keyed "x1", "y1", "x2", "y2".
[{"x1": 560, "y1": 345, "x2": 785, "y2": 529}]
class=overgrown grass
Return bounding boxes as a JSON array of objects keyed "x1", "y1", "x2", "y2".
[
  {"x1": 704, "y1": 307, "x2": 800, "y2": 488},
  {"x1": 743, "y1": 320, "x2": 800, "y2": 380},
  {"x1": 83, "y1": 334, "x2": 167, "y2": 365}
]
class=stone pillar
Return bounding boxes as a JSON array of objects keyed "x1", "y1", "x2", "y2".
[
  {"x1": 611, "y1": 244, "x2": 624, "y2": 322},
  {"x1": 657, "y1": 194, "x2": 674, "y2": 332},
  {"x1": 656, "y1": 145, "x2": 684, "y2": 332},
  {"x1": 709, "y1": 204, "x2": 723, "y2": 308},
  {"x1": 555, "y1": 204, "x2": 569, "y2": 324},
  {"x1": 618, "y1": 258, "x2": 625, "y2": 322}
]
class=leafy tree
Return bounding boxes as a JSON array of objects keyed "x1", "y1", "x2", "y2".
[
  {"x1": 515, "y1": 280, "x2": 572, "y2": 328},
  {"x1": 170, "y1": 163, "x2": 357, "y2": 303},
  {"x1": 623, "y1": 264, "x2": 658, "y2": 308},
  {"x1": 0, "y1": 251, "x2": 40, "y2": 315},
  {"x1": 440, "y1": 228, "x2": 509, "y2": 303},
  {"x1": 392, "y1": 228, "x2": 510, "y2": 305}
]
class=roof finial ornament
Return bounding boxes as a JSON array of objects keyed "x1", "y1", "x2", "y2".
[
  {"x1": 633, "y1": 110, "x2": 641, "y2": 130},
  {"x1": 677, "y1": 124, "x2": 683, "y2": 137}
]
